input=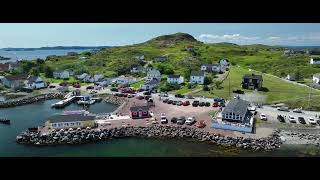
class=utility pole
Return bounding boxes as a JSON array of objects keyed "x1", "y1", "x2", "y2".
[{"x1": 308, "y1": 85, "x2": 312, "y2": 109}]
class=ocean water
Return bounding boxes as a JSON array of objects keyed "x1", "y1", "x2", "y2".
[{"x1": 0, "y1": 49, "x2": 94, "y2": 62}]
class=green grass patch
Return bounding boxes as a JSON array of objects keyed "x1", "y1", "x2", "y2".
[{"x1": 130, "y1": 80, "x2": 145, "y2": 89}]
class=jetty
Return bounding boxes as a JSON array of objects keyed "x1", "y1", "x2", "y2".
[{"x1": 51, "y1": 96, "x2": 76, "y2": 108}]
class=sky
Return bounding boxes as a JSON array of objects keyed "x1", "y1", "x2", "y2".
[{"x1": 0, "y1": 23, "x2": 320, "y2": 48}]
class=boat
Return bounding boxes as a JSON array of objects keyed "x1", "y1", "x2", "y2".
[
  {"x1": 77, "y1": 96, "x2": 96, "y2": 105},
  {"x1": 92, "y1": 97, "x2": 102, "y2": 102},
  {"x1": 0, "y1": 118, "x2": 10, "y2": 125},
  {"x1": 63, "y1": 110, "x2": 90, "y2": 115}
]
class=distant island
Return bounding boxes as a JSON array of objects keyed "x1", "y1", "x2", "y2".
[
  {"x1": 0, "y1": 56, "x2": 11, "y2": 60},
  {"x1": 1, "y1": 46, "x2": 113, "y2": 51}
]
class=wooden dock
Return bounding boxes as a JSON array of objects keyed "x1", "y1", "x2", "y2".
[{"x1": 51, "y1": 96, "x2": 76, "y2": 108}]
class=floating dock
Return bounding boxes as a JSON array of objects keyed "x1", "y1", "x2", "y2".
[{"x1": 51, "y1": 96, "x2": 76, "y2": 108}]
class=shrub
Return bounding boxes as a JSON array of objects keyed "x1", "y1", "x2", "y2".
[
  {"x1": 203, "y1": 85, "x2": 209, "y2": 91},
  {"x1": 111, "y1": 87, "x2": 118, "y2": 92}
]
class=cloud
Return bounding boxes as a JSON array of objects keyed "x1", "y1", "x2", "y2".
[
  {"x1": 198, "y1": 34, "x2": 260, "y2": 44},
  {"x1": 267, "y1": 36, "x2": 281, "y2": 40}
]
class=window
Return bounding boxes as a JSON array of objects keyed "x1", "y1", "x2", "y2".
[
  {"x1": 70, "y1": 123, "x2": 74, "y2": 126},
  {"x1": 58, "y1": 123, "x2": 63, "y2": 127},
  {"x1": 236, "y1": 115, "x2": 240, "y2": 120},
  {"x1": 64, "y1": 123, "x2": 69, "y2": 126},
  {"x1": 52, "y1": 123, "x2": 56, "y2": 127}
]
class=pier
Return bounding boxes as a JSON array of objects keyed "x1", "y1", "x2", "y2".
[{"x1": 51, "y1": 96, "x2": 77, "y2": 108}]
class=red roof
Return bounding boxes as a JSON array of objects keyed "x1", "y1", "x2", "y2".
[{"x1": 0, "y1": 64, "x2": 9, "y2": 72}]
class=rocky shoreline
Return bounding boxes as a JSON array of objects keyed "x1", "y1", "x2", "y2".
[
  {"x1": 16, "y1": 125, "x2": 282, "y2": 151},
  {"x1": 279, "y1": 129, "x2": 320, "y2": 147},
  {"x1": 0, "y1": 93, "x2": 64, "y2": 108}
]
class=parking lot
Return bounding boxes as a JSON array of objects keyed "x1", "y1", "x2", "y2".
[{"x1": 256, "y1": 106, "x2": 320, "y2": 126}]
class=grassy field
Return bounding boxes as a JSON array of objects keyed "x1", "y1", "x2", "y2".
[
  {"x1": 173, "y1": 85, "x2": 202, "y2": 95},
  {"x1": 130, "y1": 80, "x2": 145, "y2": 89},
  {"x1": 41, "y1": 75, "x2": 89, "y2": 86},
  {"x1": 194, "y1": 66, "x2": 320, "y2": 104}
]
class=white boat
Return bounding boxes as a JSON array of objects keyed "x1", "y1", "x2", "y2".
[{"x1": 77, "y1": 95, "x2": 96, "y2": 105}]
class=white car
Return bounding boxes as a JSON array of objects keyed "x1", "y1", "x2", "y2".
[
  {"x1": 308, "y1": 117, "x2": 317, "y2": 125},
  {"x1": 289, "y1": 116, "x2": 296, "y2": 123},
  {"x1": 186, "y1": 117, "x2": 196, "y2": 125},
  {"x1": 160, "y1": 113, "x2": 167, "y2": 124},
  {"x1": 260, "y1": 113, "x2": 267, "y2": 121}
]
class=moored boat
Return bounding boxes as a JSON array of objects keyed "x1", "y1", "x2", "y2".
[{"x1": 0, "y1": 118, "x2": 10, "y2": 125}]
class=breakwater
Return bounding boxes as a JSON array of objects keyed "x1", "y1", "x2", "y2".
[
  {"x1": 0, "y1": 93, "x2": 64, "y2": 108},
  {"x1": 103, "y1": 95, "x2": 126, "y2": 105},
  {"x1": 16, "y1": 125, "x2": 282, "y2": 151}
]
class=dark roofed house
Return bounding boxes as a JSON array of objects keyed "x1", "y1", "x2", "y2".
[
  {"x1": 130, "y1": 105, "x2": 150, "y2": 119},
  {"x1": 167, "y1": 74, "x2": 184, "y2": 84},
  {"x1": 242, "y1": 74, "x2": 263, "y2": 90},
  {"x1": 1, "y1": 74, "x2": 28, "y2": 90},
  {"x1": 212, "y1": 97, "x2": 254, "y2": 133},
  {"x1": 140, "y1": 79, "x2": 159, "y2": 90},
  {"x1": 46, "y1": 114, "x2": 96, "y2": 130},
  {"x1": 27, "y1": 76, "x2": 46, "y2": 89},
  {"x1": 190, "y1": 71, "x2": 205, "y2": 85}
]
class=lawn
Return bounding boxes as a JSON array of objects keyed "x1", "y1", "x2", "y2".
[
  {"x1": 130, "y1": 80, "x2": 145, "y2": 89},
  {"x1": 194, "y1": 66, "x2": 320, "y2": 104},
  {"x1": 173, "y1": 85, "x2": 202, "y2": 95},
  {"x1": 41, "y1": 75, "x2": 89, "y2": 86}
]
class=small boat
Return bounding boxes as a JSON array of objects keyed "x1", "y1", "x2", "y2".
[
  {"x1": 77, "y1": 99, "x2": 95, "y2": 105},
  {"x1": 0, "y1": 118, "x2": 10, "y2": 125}
]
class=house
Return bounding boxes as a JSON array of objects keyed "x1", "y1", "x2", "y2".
[
  {"x1": 145, "y1": 69, "x2": 161, "y2": 81},
  {"x1": 189, "y1": 71, "x2": 205, "y2": 85},
  {"x1": 313, "y1": 73, "x2": 320, "y2": 84},
  {"x1": 45, "y1": 114, "x2": 96, "y2": 130},
  {"x1": 53, "y1": 70, "x2": 70, "y2": 79},
  {"x1": 242, "y1": 74, "x2": 263, "y2": 90},
  {"x1": 1, "y1": 75, "x2": 28, "y2": 90},
  {"x1": 134, "y1": 54, "x2": 145, "y2": 61},
  {"x1": 212, "y1": 97, "x2": 254, "y2": 133},
  {"x1": 140, "y1": 79, "x2": 159, "y2": 90},
  {"x1": 0, "y1": 63, "x2": 9, "y2": 72},
  {"x1": 130, "y1": 65, "x2": 145, "y2": 73},
  {"x1": 116, "y1": 75, "x2": 137, "y2": 85},
  {"x1": 76, "y1": 73, "x2": 88, "y2": 80},
  {"x1": 83, "y1": 75, "x2": 92, "y2": 82},
  {"x1": 200, "y1": 64, "x2": 222, "y2": 73},
  {"x1": 219, "y1": 59, "x2": 229, "y2": 67},
  {"x1": 8, "y1": 62, "x2": 20, "y2": 72},
  {"x1": 310, "y1": 58, "x2": 320, "y2": 65},
  {"x1": 186, "y1": 45, "x2": 194, "y2": 51},
  {"x1": 286, "y1": 74, "x2": 296, "y2": 81},
  {"x1": 167, "y1": 75, "x2": 184, "y2": 84},
  {"x1": 26, "y1": 76, "x2": 47, "y2": 89},
  {"x1": 130, "y1": 105, "x2": 150, "y2": 119},
  {"x1": 93, "y1": 74, "x2": 104, "y2": 82},
  {"x1": 95, "y1": 78, "x2": 112, "y2": 87},
  {"x1": 154, "y1": 55, "x2": 168, "y2": 62}
]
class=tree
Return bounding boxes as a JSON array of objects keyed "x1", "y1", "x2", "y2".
[
  {"x1": 83, "y1": 52, "x2": 92, "y2": 56},
  {"x1": 203, "y1": 85, "x2": 209, "y2": 91},
  {"x1": 214, "y1": 80, "x2": 223, "y2": 89},
  {"x1": 294, "y1": 70, "x2": 303, "y2": 81},
  {"x1": 30, "y1": 67, "x2": 40, "y2": 76},
  {"x1": 204, "y1": 76, "x2": 213, "y2": 85},
  {"x1": 44, "y1": 66, "x2": 53, "y2": 78}
]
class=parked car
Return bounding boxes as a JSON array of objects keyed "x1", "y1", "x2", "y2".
[
  {"x1": 218, "y1": 101, "x2": 225, "y2": 107},
  {"x1": 48, "y1": 85, "x2": 56, "y2": 88},
  {"x1": 317, "y1": 120, "x2": 320, "y2": 126},
  {"x1": 177, "y1": 116, "x2": 186, "y2": 125},
  {"x1": 117, "y1": 93, "x2": 124, "y2": 97},
  {"x1": 277, "y1": 106, "x2": 290, "y2": 112},
  {"x1": 160, "y1": 113, "x2": 167, "y2": 124},
  {"x1": 162, "y1": 98, "x2": 169, "y2": 103},
  {"x1": 176, "y1": 101, "x2": 182, "y2": 106},
  {"x1": 144, "y1": 95, "x2": 151, "y2": 100},
  {"x1": 186, "y1": 117, "x2": 196, "y2": 125},
  {"x1": 182, "y1": 101, "x2": 190, "y2": 106},
  {"x1": 123, "y1": 93, "x2": 128, "y2": 97},
  {"x1": 127, "y1": 94, "x2": 134, "y2": 98},
  {"x1": 171, "y1": 117, "x2": 178, "y2": 123},
  {"x1": 289, "y1": 116, "x2": 296, "y2": 123},
  {"x1": 186, "y1": 95, "x2": 194, "y2": 99},
  {"x1": 167, "y1": 100, "x2": 173, "y2": 104},
  {"x1": 86, "y1": 86, "x2": 94, "y2": 90},
  {"x1": 196, "y1": 120, "x2": 206, "y2": 128},
  {"x1": 260, "y1": 113, "x2": 267, "y2": 121},
  {"x1": 143, "y1": 91, "x2": 151, "y2": 95},
  {"x1": 293, "y1": 108, "x2": 303, "y2": 113},
  {"x1": 199, "y1": 102, "x2": 205, "y2": 107},
  {"x1": 205, "y1": 102, "x2": 210, "y2": 107},
  {"x1": 172, "y1": 101, "x2": 177, "y2": 105},
  {"x1": 308, "y1": 117, "x2": 317, "y2": 125},
  {"x1": 277, "y1": 115, "x2": 285, "y2": 123},
  {"x1": 175, "y1": 94, "x2": 184, "y2": 98},
  {"x1": 192, "y1": 101, "x2": 199, "y2": 107},
  {"x1": 298, "y1": 117, "x2": 306, "y2": 124},
  {"x1": 59, "y1": 82, "x2": 68, "y2": 86},
  {"x1": 136, "y1": 95, "x2": 144, "y2": 100},
  {"x1": 212, "y1": 102, "x2": 219, "y2": 107}
]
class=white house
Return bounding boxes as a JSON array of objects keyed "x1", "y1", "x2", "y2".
[
  {"x1": 140, "y1": 79, "x2": 159, "y2": 90},
  {"x1": 313, "y1": 73, "x2": 320, "y2": 84},
  {"x1": 219, "y1": 59, "x2": 229, "y2": 67},
  {"x1": 53, "y1": 70, "x2": 70, "y2": 79},
  {"x1": 167, "y1": 75, "x2": 184, "y2": 84},
  {"x1": 146, "y1": 69, "x2": 161, "y2": 81},
  {"x1": 200, "y1": 64, "x2": 222, "y2": 73},
  {"x1": 76, "y1": 73, "x2": 88, "y2": 80},
  {"x1": 26, "y1": 76, "x2": 46, "y2": 89},
  {"x1": 190, "y1": 71, "x2": 205, "y2": 85},
  {"x1": 134, "y1": 54, "x2": 145, "y2": 61},
  {"x1": 286, "y1": 74, "x2": 296, "y2": 81},
  {"x1": 130, "y1": 66, "x2": 145, "y2": 73},
  {"x1": 310, "y1": 58, "x2": 320, "y2": 65},
  {"x1": 116, "y1": 75, "x2": 137, "y2": 85}
]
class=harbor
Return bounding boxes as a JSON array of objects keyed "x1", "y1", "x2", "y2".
[{"x1": 51, "y1": 95, "x2": 102, "y2": 108}]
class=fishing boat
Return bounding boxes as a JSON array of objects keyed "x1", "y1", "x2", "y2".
[
  {"x1": 0, "y1": 118, "x2": 10, "y2": 125},
  {"x1": 77, "y1": 96, "x2": 96, "y2": 105}
]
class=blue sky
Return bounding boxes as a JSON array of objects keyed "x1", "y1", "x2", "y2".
[{"x1": 0, "y1": 23, "x2": 320, "y2": 48}]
